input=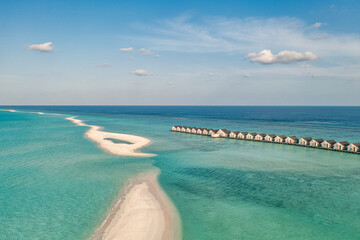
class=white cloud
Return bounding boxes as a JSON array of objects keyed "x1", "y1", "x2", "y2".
[
  {"x1": 208, "y1": 72, "x2": 215, "y2": 76},
  {"x1": 139, "y1": 48, "x2": 152, "y2": 55},
  {"x1": 120, "y1": 47, "x2": 133, "y2": 52},
  {"x1": 99, "y1": 63, "x2": 110, "y2": 67},
  {"x1": 246, "y1": 49, "x2": 318, "y2": 64},
  {"x1": 130, "y1": 15, "x2": 360, "y2": 58},
  {"x1": 241, "y1": 73, "x2": 251, "y2": 78},
  {"x1": 311, "y1": 22, "x2": 322, "y2": 28},
  {"x1": 131, "y1": 69, "x2": 154, "y2": 76},
  {"x1": 28, "y1": 42, "x2": 53, "y2": 52}
]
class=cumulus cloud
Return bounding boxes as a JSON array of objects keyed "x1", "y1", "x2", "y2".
[
  {"x1": 120, "y1": 47, "x2": 133, "y2": 52},
  {"x1": 131, "y1": 69, "x2": 154, "y2": 76},
  {"x1": 246, "y1": 49, "x2": 318, "y2": 64},
  {"x1": 99, "y1": 63, "x2": 110, "y2": 67},
  {"x1": 28, "y1": 42, "x2": 53, "y2": 52}
]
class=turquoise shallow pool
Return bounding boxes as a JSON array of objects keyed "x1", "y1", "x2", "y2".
[{"x1": 1, "y1": 106, "x2": 360, "y2": 239}]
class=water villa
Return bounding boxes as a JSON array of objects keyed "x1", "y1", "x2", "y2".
[
  {"x1": 274, "y1": 135, "x2": 286, "y2": 143},
  {"x1": 171, "y1": 126, "x2": 359, "y2": 154},
  {"x1": 265, "y1": 134, "x2": 276, "y2": 142},
  {"x1": 310, "y1": 139, "x2": 323, "y2": 147},
  {"x1": 299, "y1": 137, "x2": 312, "y2": 146},
  {"x1": 285, "y1": 136, "x2": 298, "y2": 144},
  {"x1": 255, "y1": 133, "x2": 266, "y2": 141},
  {"x1": 246, "y1": 133, "x2": 257, "y2": 140},
  {"x1": 334, "y1": 141, "x2": 349, "y2": 151},
  {"x1": 347, "y1": 143, "x2": 360, "y2": 153},
  {"x1": 239, "y1": 132, "x2": 248, "y2": 139},
  {"x1": 229, "y1": 131, "x2": 240, "y2": 138},
  {"x1": 321, "y1": 140, "x2": 336, "y2": 149}
]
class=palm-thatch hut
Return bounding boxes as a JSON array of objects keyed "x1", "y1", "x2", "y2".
[
  {"x1": 254, "y1": 133, "x2": 266, "y2": 141},
  {"x1": 176, "y1": 126, "x2": 181, "y2": 131},
  {"x1": 299, "y1": 137, "x2": 312, "y2": 146},
  {"x1": 310, "y1": 138, "x2": 323, "y2": 147},
  {"x1": 274, "y1": 135, "x2": 286, "y2": 143},
  {"x1": 333, "y1": 141, "x2": 349, "y2": 150},
  {"x1": 186, "y1": 127, "x2": 192, "y2": 133},
  {"x1": 171, "y1": 126, "x2": 177, "y2": 131},
  {"x1": 285, "y1": 136, "x2": 298, "y2": 144},
  {"x1": 347, "y1": 143, "x2": 360, "y2": 152},
  {"x1": 181, "y1": 126, "x2": 186, "y2": 132}
]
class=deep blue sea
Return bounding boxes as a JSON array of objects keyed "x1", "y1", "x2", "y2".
[{"x1": 1, "y1": 106, "x2": 360, "y2": 239}]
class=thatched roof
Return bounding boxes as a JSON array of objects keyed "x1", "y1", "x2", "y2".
[
  {"x1": 313, "y1": 138, "x2": 324, "y2": 143},
  {"x1": 266, "y1": 134, "x2": 276, "y2": 137},
  {"x1": 325, "y1": 140, "x2": 336, "y2": 144},
  {"x1": 276, "y1": 135, "x2": 286, "y2": 139},
  {"x1": 350, "y1": 142, "x2": 360, "y2": 147}
]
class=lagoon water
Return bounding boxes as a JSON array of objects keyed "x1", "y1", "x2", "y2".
[{"x1": 1, "y1": 106, "x2": 360, "y2": 239}]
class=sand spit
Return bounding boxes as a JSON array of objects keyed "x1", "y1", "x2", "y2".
[
  {"x1": 0, "y1": 109, "x2": 16, "y2": 112},
  {"x1": 66, "y1": 116, "x2": 155, "y2": 157},
  {"x1": 91, "y1": 171, "x2": 181, "y2": 240}
]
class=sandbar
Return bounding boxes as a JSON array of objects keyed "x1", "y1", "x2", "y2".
[
  {"x1": 91, "y1": 171, "x2": 181, "y2": 240},
  {"x1": 66, "y1": 116, "x2": 155, "y2": 157}
]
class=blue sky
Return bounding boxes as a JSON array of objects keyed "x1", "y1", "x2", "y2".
[{"x1": 1, "y1": 0, "x2": 359, "y2": 105}]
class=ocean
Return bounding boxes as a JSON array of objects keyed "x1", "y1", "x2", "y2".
[{"x1": 1, "y1": 106, "x2": 360, "y2": 239}]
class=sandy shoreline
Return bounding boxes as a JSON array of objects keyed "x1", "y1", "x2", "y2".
[
  {"x1": 66, "y1": 116, "x2": 155, "y2": 157},
  {"x1": 91, "y1": 170, "x2": 181, "y2": 240}
]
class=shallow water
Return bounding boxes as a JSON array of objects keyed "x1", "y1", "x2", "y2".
[{"x1": 1, "y1": 106, "x2": 360, "y2": 239}]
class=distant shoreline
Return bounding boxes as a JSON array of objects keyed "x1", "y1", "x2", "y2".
[{"x1": 91, "y1": 170, "x2": 181, "y2": 240}]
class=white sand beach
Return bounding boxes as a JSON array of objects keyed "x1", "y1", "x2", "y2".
[
  {"x1": 91, "y1": 171, "x2": 181, "y2": 240},
  {"x1": 66, "y1": 116, "x2": 155, "y2": 157}
]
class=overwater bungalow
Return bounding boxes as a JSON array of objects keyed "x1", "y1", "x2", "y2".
[
  {"x1": 202, "y1": 128, "x2": 210, "y2": 135},
  {"x1": 285, "y1": 136, "x2": 298, "y2": 144},
  {"x1": 186, "y1": 127, "x2": 192, "y2": 133},
  {"x1": 239, "y1": 132, "x2": 248, "y2": 139},
  {"x1": 274, "y1": 135, "x2": 286, "y2": 143},
  {"x1": 191, "y1": 127, "x2": 198, "y2": 134},
  {"x1": 217, "y1": 129, "x2": 231, "y2": 138},
  {"x1": 181, "y1": 126, "x2": 187, "y2": 132},
  {"x1": 265, "y1": 134, "x2": 276, "y2": 142},
  {"x1": 171, "y1": 126, "x2": 177, "y2": 131},
  {"x1": 255, "y1": 133, "x2": 266, "y2": 141},
  {"x1": 208, "y1": 129, "x2": 219, "y2": 135},
  {"x1": 321, "y1": 140, "x2": 336, "y2": 149},
  {"x1": 196, "y1": 128, "x2": 204, "y2": 134},
  {"x1": 310, "y1": 138, "x2": 323, "y2": 147},
  {"x1": 333, "y1": 141, "x2": 349, "y2": 151},
  {"x1": 229, "y1": 131, "x2": 240, "y2": 138},
  {"x1": 299, "y1": 137, "x2": 312, "y2": 146},
  {"x1": 347, "y1": 143, "x2": 360, "y2": 153},
  {"x1": 176, "y1": 126, "x2": 181, "y2": 131},
  {"x1": 246, "y1": 133, "x2": 257, "y2": 140}
]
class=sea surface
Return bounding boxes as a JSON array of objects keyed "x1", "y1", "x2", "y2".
[{"x1": 1, "y1": 106, "x2": 360, "y2": 240}]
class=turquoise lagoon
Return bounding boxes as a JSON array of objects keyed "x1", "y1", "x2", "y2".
[{"x1": 1, "y1": 106, "x2": 360, "y2": 240}]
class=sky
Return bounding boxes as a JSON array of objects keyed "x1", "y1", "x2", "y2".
[{"x1": 0, "y1": 0, "x2": 359, "y2": 105}]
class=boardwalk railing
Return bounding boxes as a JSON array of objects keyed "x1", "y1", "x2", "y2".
[{"x1": 171, "y1": 126, "x2": 360, "y2": 154}]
